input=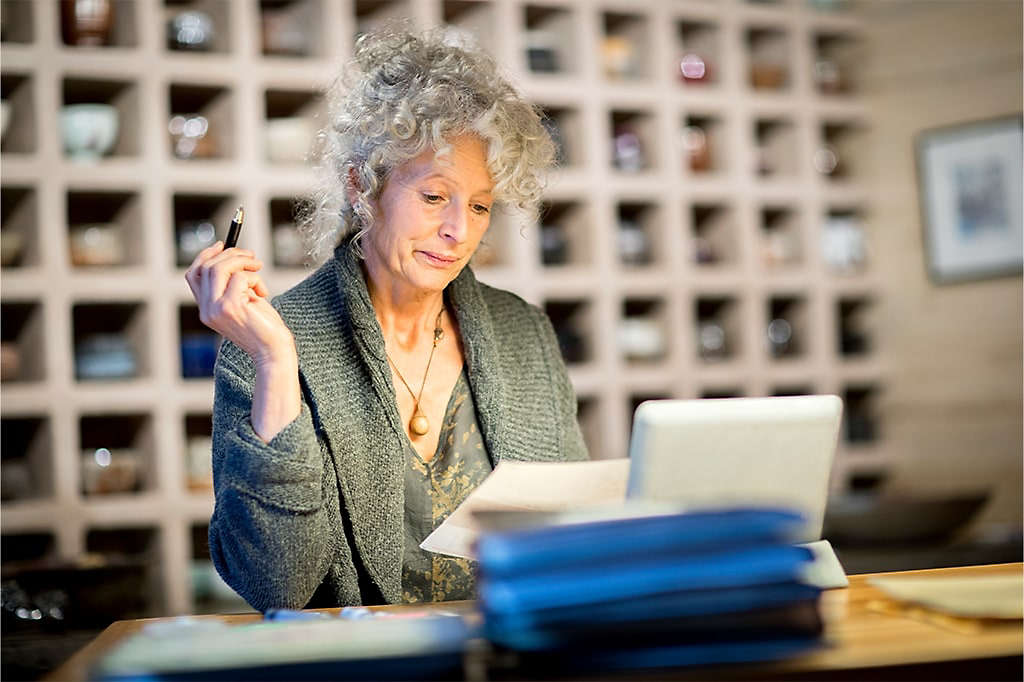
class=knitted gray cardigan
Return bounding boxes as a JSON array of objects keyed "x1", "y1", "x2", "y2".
[{"x1": 208, "y1": 242, "x2": 588, "y2": 611}]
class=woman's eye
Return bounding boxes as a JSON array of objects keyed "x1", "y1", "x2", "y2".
[
  {"x1": 422, "y1": 193, "x2": 444, "y2": 204},
  {"x1": 472, "y1": 204, "x2": 491, "y2": 215}
]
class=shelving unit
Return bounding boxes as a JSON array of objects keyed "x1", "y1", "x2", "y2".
[{"x1": 1, "y1": 0, "x2": 880, "y2": 616}]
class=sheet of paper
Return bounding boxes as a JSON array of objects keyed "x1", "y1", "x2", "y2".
[
  {"x1": 420, "y1": 459, "x2": 631, "y2": 559},
  {"x1": 869, "y1": 574, "x2": 1023, "y2": 619}
]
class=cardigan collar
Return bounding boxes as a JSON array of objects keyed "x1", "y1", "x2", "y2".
[{"x1": 283, "y1": 240, "x2": 510, "y2": 602}]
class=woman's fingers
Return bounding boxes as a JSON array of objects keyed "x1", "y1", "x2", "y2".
[
  {"x1": 203, "y1": 270, "x2": 266, "y2": 326},
  {"x1": 184, "y1": 241, "x2": 224, "y2": 297},
  {"x1": 198, "y1": 251, "x2": 264, "y2": 305}
]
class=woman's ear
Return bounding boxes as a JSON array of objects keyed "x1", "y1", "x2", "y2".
[{"x1": 346, "y1": 167, "x2": 361, "y2": 206}]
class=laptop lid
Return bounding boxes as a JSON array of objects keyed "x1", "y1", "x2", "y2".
[{"x1": 625, "y1": 395, "x2": 843, "y2": 543}]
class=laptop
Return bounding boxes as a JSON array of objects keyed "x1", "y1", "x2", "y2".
[{"x1": 625, "y1": 395, "x2": 848, "y2": 588}]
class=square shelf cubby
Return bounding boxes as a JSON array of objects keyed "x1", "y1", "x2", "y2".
[
  {"x1": 1, "y1": 72, "x2": 35, "y2": 154},
  {"x1": 179, "y1": 304, "x2": 220, "y2": 380},
  {"x1": 442, "y1": 1, "x2": 496, "y2": 50},
  {"x1": 0, "y1": 0, "x2": 34, "y2": 44},
  {"x1": 610, "y1": 110, "x2": 657, "y2": 173},
  {"x1": 0, "y1": 533, "x2": 55, "y2": 568},
  {"x1": 700, "y1": 387, "x2": 745, "y2": 400},
  {"x1": 538, "y1": 104, "x2": 583, "y2": 169},
  {"x1": 522, "y1": 5, "x2": 578, "y2": 76},
  {"x1": 691, "y1": 202, "x2": 739, "y2": 268},
  {"x1": 771, "y1": 384, "x2": 815, "y2": 397},
  {"x1": 354, "y1": 0, "x2": 412, "y2": 40},
  {"x1": 816, "y1": 120, "x2": 866, "y2": 181},
  {"x1": 61, "y1": 77, "x2": 140, "y2": 161},
  {"x1": 695, "y1": 295, "x2": 742, "y2": 363},
  {"x1": 618, "y1": 298, "x2": 669, "y2": 364},
  {"x1": 0, "y1": 416, "x2": 52, "y2": 503},
  {"x1": 1, "y1": 300, "x2": 45, "y2": 382},
  {"x1": 836, "y1": 296, "x2": 874, "y2": 357},
  {"x1": 66, "y1": 190, "x2": 143, "y2": 268},
  {"x1": 60, "y1": 0, "x2": 138, "y2": 48},
  {"x1": 259, "y1": 0, "x2": 325, "y2": 57},
  {"x1": 183, "y1": 413, "x2": 213, "y2": 492},
  {"x1": 766, "y1": 295, "x2": 808, "y2": 360},
  {"x1": 754, "y1": 116, "x2": 798, "y2": 178},
  {"x1": 173, "y1": 192, "x2": 239, "y2": 268},
  {"x1": 576, "y1": 396, "x2": 602, "y2": 460},
  {"x1": 264, "y1": 88, "x2": 323, "y2": 166},
  {"x1": 79, "y1": 413, "x2": 155, "y2": 496},
  {"x1": 821, "y1": 207, "x2": 867, "y2": 275},
  {"x1": 268, "y1": 196, "x2": 309, "y2": 268},
  {"x1": 84, "y1": 526, "x2": 164, "y2": 618},
  {"x1": 759, "y1": 204, "x2": 803, "y2": 270},
  {"x1": 1, "y1": 185, "x2": 39, "y2": 268},
  {"x1": 191, "y1": 522, "x2": 251, "y2": 613},
  {"x1": 617, "y1": 202, "x2": 663, "y2": 268},
  {"x1": 543, "y1": 298, "x2": 594, "y2": 366},
  {"x1": 745, "y1": 25, "x2": 792, "y2": 91},
  {"x1": 72, "y1": 302, "x2": 148, "y2": 381},
  {"x1": 164, "y1": 1, "x2": 233, "y2": 54},
  {"x1": 538, "y1": 199, "x2": 591, "y2": 268},
  {"x1": 168, "y1": 82, "x2": 235, "y2": 161},
  {"x1": 682, "y1": 112, "x2": 728, "y2": 175},
  {"x1": 601, "y1": 11, "x2": 651, "y2": 82},
  {"x1": 842, "y1": 384, "x2": 880, "y2": 447},
  {"x1": 674, "y1": 18, "x2": 721, "y2": 87},
  {"x1": 813, "y1": 30, "x2": 859, "y2": 96}
]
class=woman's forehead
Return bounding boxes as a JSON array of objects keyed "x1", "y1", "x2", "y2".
[{"x1": 397, "y1": 136, "x2": 494, "y2": 193}]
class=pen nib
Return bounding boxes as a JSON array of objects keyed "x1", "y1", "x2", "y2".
[{"x1": 233, "y1": 206, "x2": 244, "y2": 223}]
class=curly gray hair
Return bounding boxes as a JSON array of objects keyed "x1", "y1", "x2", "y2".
[{"x1": 299, "y1": 28, "x2": 556, "y2": 262}]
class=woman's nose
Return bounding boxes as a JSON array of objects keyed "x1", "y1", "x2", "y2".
[{"x1": 439, "y1": 202, "x2": 468, "y2": 242}]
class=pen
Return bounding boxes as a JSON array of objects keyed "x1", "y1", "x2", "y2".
[{"x1": 224, "y1": 206, "x2": 244, "y2": 249}]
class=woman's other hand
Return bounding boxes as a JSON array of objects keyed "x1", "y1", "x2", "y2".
[{"x1": 184, "y1": 241, "x2": 296, "y2": 368}]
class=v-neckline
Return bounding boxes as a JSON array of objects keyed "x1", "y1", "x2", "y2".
[{"x1": 407, "y1": 366, "x2": 465, "y2": 468}]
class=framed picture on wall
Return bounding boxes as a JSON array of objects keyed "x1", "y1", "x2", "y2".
[{"x1": 916, "y1": 115, "x2": 1023, "y2": 284}]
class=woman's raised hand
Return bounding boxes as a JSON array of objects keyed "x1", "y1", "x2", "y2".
[{"x1": 184, "y1": 242, "x2": 296, "y2": 368}]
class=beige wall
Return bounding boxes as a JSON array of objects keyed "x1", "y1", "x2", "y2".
[{"x1": 856, "y1": 0, "x2": 1022, "y2": 532}]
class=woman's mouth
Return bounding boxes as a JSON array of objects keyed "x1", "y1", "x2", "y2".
[{"x1": 417, "y1": 250, "x2": 459, "y2": 267}]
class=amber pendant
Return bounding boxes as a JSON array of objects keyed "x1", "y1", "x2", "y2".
[{"x1": 410, "y1": 410, "x2": 429, "y2": 436}]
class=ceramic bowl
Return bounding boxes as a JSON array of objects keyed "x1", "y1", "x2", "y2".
[
  {"x1": 265, "y1": 117, "x2": 314, "y2": 164},
  {"x1": 618, "y1": 317, "x2": 666, "y2": 360},
  {"x1": 1, "y1": 229, "x2": 24, "y2": 267},
  {"x1": 0, "y1": 99, "x2": 11, "y2": 142},
  {"x1": 81, "y1": 448, "x2": 140, "y2": 495},
  {"x1": 69, "y1": 223, "x2": 125, "y2": 266},
  {"x1": 75, "y1": 333, "x2": 136, "y2": 380},
  {"x1": 60, "y1": 103, "x2": 119, "y2": 162}
]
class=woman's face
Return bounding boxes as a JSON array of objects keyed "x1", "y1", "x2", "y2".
[{"x1": 363, "y1": 134, "x2": 495, "y2": 296}]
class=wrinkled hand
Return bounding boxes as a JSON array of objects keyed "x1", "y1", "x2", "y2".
[{"x1": 184, "y1": 242, "x2": 296, "y2": 368}]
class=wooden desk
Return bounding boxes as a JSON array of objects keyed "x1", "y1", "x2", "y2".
[{"x1": 48, "y1": 563, "x2": 1022, "y2": 681}]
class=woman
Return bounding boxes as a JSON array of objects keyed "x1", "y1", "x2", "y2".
[{"x1": 185, "y1": 29, "x2": 588, "y2": 611}]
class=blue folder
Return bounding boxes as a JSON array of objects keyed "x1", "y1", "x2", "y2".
[
  {"x1": 485, "y1": 599, "x2": 823, "y2": 651},
  {"x1": 480, "y1": 543, "x2": 814, "y2": 615},
  {"x1": 484, "y1": 581, "x2": 822, "y2": 632},
  {"x1": 476, "y1": 507, "x2": 807, "y2": 578}
]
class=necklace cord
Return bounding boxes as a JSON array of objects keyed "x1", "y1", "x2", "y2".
[{"x1": 385, "y1": 307, "x2": 445, "y2": 434}]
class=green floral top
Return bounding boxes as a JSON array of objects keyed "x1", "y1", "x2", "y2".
[{"x1": 401, "y1": 368, "x2": 492, "y2": 603}]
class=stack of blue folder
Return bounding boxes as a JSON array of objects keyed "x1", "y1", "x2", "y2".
[{"x1": 477, "y1": 507, "x2": 823, "y2": 673}]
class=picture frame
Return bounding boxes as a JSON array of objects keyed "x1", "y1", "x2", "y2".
[{"x1": 915, "y1": 115, "x2": 1023, "y2": 284}]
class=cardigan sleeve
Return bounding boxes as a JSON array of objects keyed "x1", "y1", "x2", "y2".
[
  {"x1": 207, "y1": 340, "x2": 339, "y2": 611},
  {"x1": 534, "y1": 307, "x2": 590, "y2": 462}
]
